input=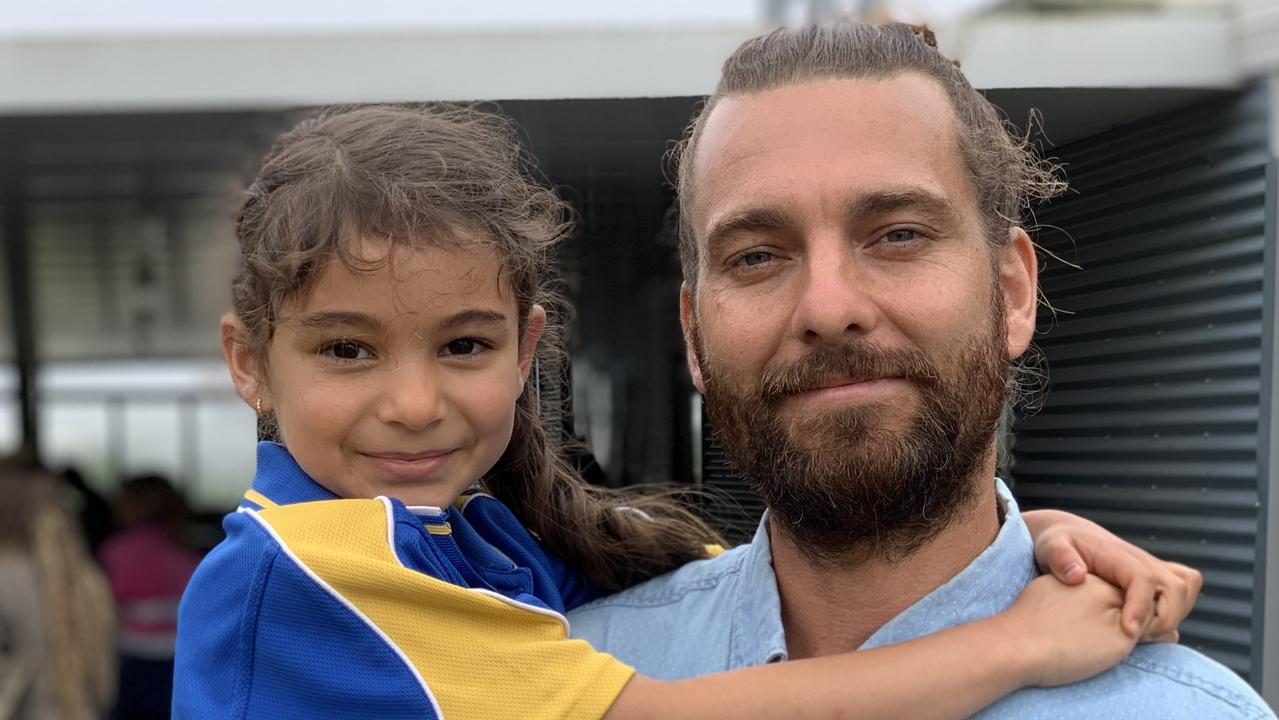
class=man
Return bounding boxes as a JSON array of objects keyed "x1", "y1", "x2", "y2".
[{"x1": 569, "y1": 21, "x2": 1274, "y2": 718}]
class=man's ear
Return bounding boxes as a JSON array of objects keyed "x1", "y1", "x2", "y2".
[
  {"x1": 221, "y1": 313, "x2": 271, "y2": 412},
  {"x1": 1001, "y1": 228, "x2": 1039, "y2": 360},
  {"x1": 518, "y1": 304, "x2": 548, "y2": 383},
  {"x1": 679, "y1": 284, "x2": 706, "y2": 394}
]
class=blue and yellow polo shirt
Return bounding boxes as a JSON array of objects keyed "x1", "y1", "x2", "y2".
[{"x1": 173, "y1": 442, "x2": 634, "y2": 719}]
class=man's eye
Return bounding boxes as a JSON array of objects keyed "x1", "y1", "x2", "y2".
[
  {"x1": 736, "y1": 251, "x2": 775, "y2": 267},
  {"x1": 883, "y1": 228, "x2": 923, "y2": 244},
  {"x1": 320, "y1": 340, "x2": 371, "y2": 361},
  {"x1": 443, "y1": 338, "x2": 486, "y2": 357}
]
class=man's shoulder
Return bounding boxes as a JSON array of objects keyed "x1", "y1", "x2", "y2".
[
  {"x1": 568, "y1": 541, "x2": 756, "y2": 676},
  {"x1": 1115, "y1": 644, "x2": 1272, "y2": 717},
  {"x1": 572, "y1": 541, "x2": 751, "y2": 617},
  {"x1": 986, "y1": 644, "x2": 1273, "y2": 719}
]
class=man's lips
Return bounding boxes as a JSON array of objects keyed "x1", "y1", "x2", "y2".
[{"x1": 786, "y1": 376, "x2": 906, "y2": 404}]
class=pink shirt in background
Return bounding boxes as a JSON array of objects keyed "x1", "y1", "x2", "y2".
[{"x1": 98, "y1": 523, "x2": 200, "y2": 659}]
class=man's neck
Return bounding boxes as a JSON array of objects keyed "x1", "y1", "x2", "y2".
[{"x1": 770, "y1": 467, "x2": 1001, "y2": 659}]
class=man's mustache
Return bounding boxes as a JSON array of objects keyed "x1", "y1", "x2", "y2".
[{"x1": 756, "y1": 342, "x2": 943, "y2": 400}]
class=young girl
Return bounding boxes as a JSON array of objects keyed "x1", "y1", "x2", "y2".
[{"x1": 174, "y1": 105, "x2": 1194, "y2": 720}]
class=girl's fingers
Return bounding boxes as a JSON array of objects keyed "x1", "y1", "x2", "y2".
[
  {"x1": 1039, "y1": 534, "x2": 1088, "y2": 585},
  {"x1": 1120, "y1": 576, "x2": 1156, "y2": 638}
]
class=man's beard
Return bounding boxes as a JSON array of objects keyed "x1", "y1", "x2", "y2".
[{"x1": 698, "y1": 298, "x2": 1009, "y2": 567}]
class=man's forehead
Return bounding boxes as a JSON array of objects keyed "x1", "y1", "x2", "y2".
[{"x1": 689, "y1": 73, "x2": 972, "y2": 232}]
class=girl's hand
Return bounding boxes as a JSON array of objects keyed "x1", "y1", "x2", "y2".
[
  {"x1": 999, "y1": 574, "x2": 1137, "y2": 688},
  {"x1": 1023, "y1": 508, "x2": 1203, "y2": 640}
]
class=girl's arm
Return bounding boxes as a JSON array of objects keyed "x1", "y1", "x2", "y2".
[
  {"x1": 1023, "y1": 508, "x2": 1203, "y2": 639},
  {"x1": 606, "y1": 574, "x2": 1133, "y2": 720}
]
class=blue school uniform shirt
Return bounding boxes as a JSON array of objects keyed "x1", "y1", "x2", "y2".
[
  {"x1": 569, "y1": 479, "x2": 1275, "y2": 719},
  {"x1": 174, "y1": 442, "x2": 634, "y2": 720}
]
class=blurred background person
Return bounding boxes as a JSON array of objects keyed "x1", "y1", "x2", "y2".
[
  {"x1": 0, "y1": 460, "x2": 116, "y2": 719},
  {"x1": 63, "y1": 466, "x2": 115, "y2": 556},
  {"x1": 99, "y1": 474, "x2": 199, "y2": 720}
]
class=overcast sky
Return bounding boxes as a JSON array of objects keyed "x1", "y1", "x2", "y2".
[
  {"x1": 0, "y1": 0, "x2": 760, "y2": 37},
  {"x1": 0, "y1": 0, "x2": 1002, "y2": 37}
]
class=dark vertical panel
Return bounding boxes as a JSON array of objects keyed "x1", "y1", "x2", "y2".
[
  {"x1": 164, "y1": 205, "x2": 190, "y2": 324},
  {"x1": 503, "y1": 97, "x2": 701, "y2": 488},
  {"x1": 92, "y1": 210, "x2": 118, "y2": 330},
  {"x1": 699, "y1": 408, "x2": 764, "y2": 544},
  {"x1": 1258, "y1": 156, "x2": 1279, "y2": 705},
  {"x1": 1013, "y1": 88, "x2": 1270, "y2": 683},
  {"x1": 2, "y1": 180, "x2": 39, "y2": 461}
]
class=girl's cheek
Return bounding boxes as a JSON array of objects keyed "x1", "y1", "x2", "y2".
[
  {"x1": 470, "y1": 376, "x2": 525, "y2": 431},
  {"x1": 481, "y1": 383, "x2": 523, "y2": 424}
]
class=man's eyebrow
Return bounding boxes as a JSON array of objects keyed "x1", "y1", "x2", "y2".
[
  {"x1": 704, "y1": 207, "x2": 795, "y2": 257},
  {"x1": 291, "y1": 311, "x2": 383, "y2": 332},
  {"x1": 846, "y1": 189, "x2": 961, "y2": 225},
  {"x1": 438, "y1": 308, "x2": 508, "y2": 332}
]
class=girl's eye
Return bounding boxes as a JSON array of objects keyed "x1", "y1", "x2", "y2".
[
  {"x1": 442, "y1": 338, "x2": 486, "y2": 357},
  {"x1": 320, "y1": 340, "x2": 371, "y2": 361}
]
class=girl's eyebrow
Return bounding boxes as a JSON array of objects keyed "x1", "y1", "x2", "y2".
[
  {"x1": 439, "y1": 309, "x2": 508, "y2": 332},
  {"x1": 289, "y1": 308, "x2": 507, "y2": 333},
  {"x1": 292, "y1": 311, "x2": 383, "y2": 332}
]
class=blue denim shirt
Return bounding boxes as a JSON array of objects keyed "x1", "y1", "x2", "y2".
[{"x1": 570, "y1": 480, "x2": 1275, "y2": 718}]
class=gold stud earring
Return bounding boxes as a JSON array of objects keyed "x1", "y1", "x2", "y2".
[{"x1": 255, "y1": 397, "x2": 263, "y2": 415}]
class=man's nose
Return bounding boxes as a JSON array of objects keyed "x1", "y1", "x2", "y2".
[
  {"x1": 377, "y1": 358, "x2": 447, "y2": 431},
  {"x1": 793, "y1": 237, "x2": 880, "y2": 344}
]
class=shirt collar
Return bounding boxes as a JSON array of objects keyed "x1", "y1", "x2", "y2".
[
  {"x1": 729, "y1": 512, "x2": 789, "y2": 668},
  {"x1": 729, "y1": 478, "x2": 1036, "y2": 663},
  {"x1": 249, "y1": 441, "x2": 340, "y2": 506},
  {"x1": 860, "y1": 479, "x2": 1036, "y2": 650}
]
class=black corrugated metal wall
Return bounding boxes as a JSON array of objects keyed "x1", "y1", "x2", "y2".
[
  {"x1": 1011, "y1": 86, "x2": 1272, "y2": 686},
  {"x1": 699, "y1": 402, "x2": 765, "y2": 543}
]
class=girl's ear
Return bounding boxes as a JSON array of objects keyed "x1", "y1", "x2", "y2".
[
  {"x1": 221, "y1": 313, "x2": 272, "y2": 413},
  {"x1": 518, "y1": 304, "x2": 549, "y2": 383}
]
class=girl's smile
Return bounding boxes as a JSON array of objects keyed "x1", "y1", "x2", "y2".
[{"x1": 355, "y1": 448, "x2": 460, "y2": 486}]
